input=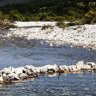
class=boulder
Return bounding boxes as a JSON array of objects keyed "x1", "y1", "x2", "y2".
[
  {"x1": 82, "y1": 64, "x2": 92, "y2": 70},
  {"x1": 18, "y1": 73, "x2": 28, "y2": 80},
  {"x1": 14, "y1": 67, "x2": 27, "y2": 75},
  {"x1": 0, "y1": 67, "x2": 15, "y2": 74},
  {"x1": 68, "y1": 65, "x2": 79, "y2": 72},
  {"x1": 7, "y1": 73, "x2": 20, "y2": 80},
  {"x1": 59, "y1": 65, "x2": 69, "y2": 72},
  {"x1": 44, "y1": 64, "x2": 60, "y2": 73},
  {"x1": 76, "y1": 61, "x2": 84, "y2": 70},
  {"x1": 87, "y1": 62, "x2": 96, "y2": 68}
]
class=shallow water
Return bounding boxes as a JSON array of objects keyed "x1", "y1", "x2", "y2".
[
  {"x1": 0, "y1": 29, "x2": 96, "y2": 96},
  {"x1": 0, "y1": 72, "x2": 96, "y2": 96},
  {"x1": 0, "y1": 46, "x2": 96, "y2": 68},
  {"x1": 0, "y1": 46, "x2": 96, "y2": 96}
]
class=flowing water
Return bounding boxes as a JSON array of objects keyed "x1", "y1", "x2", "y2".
[{"x1": 0, "y1": 29, "x2": 96, "y2": 96}]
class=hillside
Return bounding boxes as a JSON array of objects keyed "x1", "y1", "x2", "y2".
[{"x1": 0, "y1": 0, "x2": 96, "y2": 23}]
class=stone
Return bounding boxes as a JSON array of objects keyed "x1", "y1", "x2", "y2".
[
  {"x1": 82, "y1": 64, "x2": 92, "y2": 70},
  {"x1": 76, "y1": 61, "x2": 84, "y2": 70},
  {"x1": 87, "y1": 62, "x2": 96, "y2": 68},
  {"x1": 68, "y1": 65, "x2": 79, "y2": 72},
  {"x1": 59, "y1": 65, "x2": 69, "y2": 72}
]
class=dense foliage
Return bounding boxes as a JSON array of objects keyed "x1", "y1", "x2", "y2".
[{"x1": 0, "y1": 0, "x2": 96, "y2": 24}]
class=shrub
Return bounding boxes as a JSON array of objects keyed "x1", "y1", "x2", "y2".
[
  {"x1": 41, "y1": 25, "x2": 52, "y2": 30},
  {"x1": 56, "y1": 21, "x2": 79, "y2": 29},
  {"x1": 82, "y1": 10, "x2": 96, "y2": 24},
  {"x1": 9, "y1": 10, "x2": 25, "y2": 21},
  {"x1": 0, "y1": 11, "x2": 5, "y2": 20},
  {"x1": 56, "y1": 21, "x2": 67, "y2": 29}
]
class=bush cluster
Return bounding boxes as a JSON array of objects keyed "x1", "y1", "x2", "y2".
[{"x1": 0, "y1": 0, "x2": 96, "y2": 24}]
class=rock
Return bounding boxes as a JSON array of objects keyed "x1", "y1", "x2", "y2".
[
  {"x1": 76, "y1": 61, "x2": 84, "y2": 70},
  {"x1": 24, "y1": 66, "x2": 36, "y2": 76},
  {"x1": 25, "y1": 65, "x2": 38, "y2": 74},
  {"x1": 0, "y1": 67, "x2": 15, "y2": 74},
  {"x1": 0, "y1": 62, "x2": 96, "y2": 84},
  {"x1": 82, "y1": 64, "x2": 92, "y2": 70},
  {"x1": 38, "y1": 67, "x2": 47, "y2": 74},
  {"x1": 87, "y1": 62, "x2": 96, "y2": 68},
  {"x1": 93, "y1": 66, "x2": 96, "y2": 70},
  {"x1": 43, "y1": 64, "x2": 60, "y2": 73},
  {"x1": 68, "y1": 65, "x2": 79, "y2": 72},
  {"x1": 26, "y1": 69, "x2": 35, "y2": 76},
  {"x1": 18, "y1": 73, "x2": 28, "y2": 80},
  {"x1": 7, "y1": 73, "x2": 20, "y2": 80},
  {"x1": 0, "y1": 75, "x2": 4, "y2": 83},
  {"x1": 14, "y1": 67, "x2": 27, "y2": 75},
  {"x1": 59, "y1": 65, "x2": 69, "y2": 72},
  {"x1": 25, "y1": 65, "x2": 35, "y2": 71}
]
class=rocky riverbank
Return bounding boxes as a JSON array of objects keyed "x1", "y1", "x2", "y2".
[{"x1": 5, "y1": 21, "x2": 96, "y2": 50}]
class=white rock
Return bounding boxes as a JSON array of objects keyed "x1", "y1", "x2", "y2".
[
  {"x1": 82, "y1": 64, "x2": 92, "y2": 70},
  {"x1": 68, "y1": 65, "x2": 79, "y2": 72},
  {"x1": 38, "y1": 67, "x2": 47, "y2": 73},
  {"x1": 25, "y1": 65, "x2": 35, "y2": 71},
  {"x1": 25, "y1": 66, "x2": 38, "y2": 73},
  {"x1": 93, "y1": 66, "x2": 96, "y2": 70},
  {"x1": 43, "y1": 64, "x2": 60, "y2": 72},
  {"x1": 76, "y1": 61, "x2": 84, "y2": 70},
  {"x1": 59, "y1": 65, "x2": 69, "y2": 71},
  {"x1": 18, "y1": 73, "x2": 28, "y2": 80},
  {"x1": 14, "y1": 67, "x2": 27, "y2": 75},
  {"x1": 0, "y1": 75, "x2": 4, "y2": 82},
  {"x1": 1, "y1": 67, "x2": 15, "y2": 74},
  {"x1": 7, "y1": 73, "x2": 20, "y2": 80},
  {"x1": 87, "y1": 62, "x2": 96, "y2": 68}
]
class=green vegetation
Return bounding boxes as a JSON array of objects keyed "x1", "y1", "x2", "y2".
[
  {"x1": 0, "y1": 0, "x2": 96, "y2": 24},
  {"x1": 41, "y1": 25, "x2": 53, "y2": 30},
  {"x1": 56, "y1": 22, "x2": 67, "y2": 29},
  {"x1": 56, "y1": 21, "x2": 81, "y2": 29},
  {"x1": 0, "y1": 19, "x2": 16, "y2": 29}
]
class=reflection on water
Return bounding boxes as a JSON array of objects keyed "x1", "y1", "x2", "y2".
[{"x1": 0, "y1": 72, "x2": 96, "y2": 96}]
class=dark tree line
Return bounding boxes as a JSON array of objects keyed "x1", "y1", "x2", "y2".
[{"x1": 0, "y1": 0, "x2": 96, "y2": 23}]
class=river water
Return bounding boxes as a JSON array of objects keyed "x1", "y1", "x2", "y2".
[{"x1": 0, "y1": 29, "x2": 96, "y2": 96}]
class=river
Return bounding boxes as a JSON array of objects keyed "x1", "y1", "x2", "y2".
[{"x1": 0, "y1": 28, "x2": 96, "y2": 96}]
